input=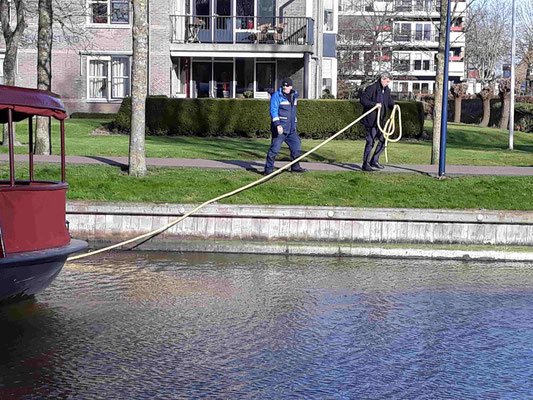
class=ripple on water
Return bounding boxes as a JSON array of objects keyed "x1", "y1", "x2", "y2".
[{"x1": 1, "y1": 252, "x2": 533, "y2": 399}]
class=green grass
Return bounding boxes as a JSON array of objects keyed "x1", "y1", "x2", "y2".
[
  {"x1": 4, "y1": 164, "x2": 532, "y2": 210},
  {"x1": 2, "y1": 119, "x2": 532, "y2": 166}
]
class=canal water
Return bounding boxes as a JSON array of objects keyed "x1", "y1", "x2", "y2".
[{"x1": 1, "y1": 252, "x2": 533, "y2": 399}]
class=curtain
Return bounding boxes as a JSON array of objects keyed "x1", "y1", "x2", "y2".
[
  {"x1": 89, "y1": 60, "x2": 108, "y2": 98},
  {"x1": 112, "y1": 57, "x2": 129, "y2": 98}
]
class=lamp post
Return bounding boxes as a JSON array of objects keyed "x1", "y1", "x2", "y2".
[{"x1": 438, "y1": 0, "x2": 452, "y2": 177}]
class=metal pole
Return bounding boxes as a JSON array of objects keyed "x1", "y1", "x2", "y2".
[
  {"x1": 60, "y1": 119, "x2": 66, "y2": 183},
  {"x1": 509, "y1": 0, "x2": 516, "y2": 150},
  {"x1": 438, "y1": 0, "x2": 452, "y2": 177},
  {"x1": 29, "y1": 116, "x2": 34, "y2": 181},
  {"x1": 8, "y1": 109, "x2": 15, "y2": 186}
]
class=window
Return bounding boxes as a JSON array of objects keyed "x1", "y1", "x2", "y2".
[
  {"x1": 324, "y1": 0, "x2": 334, "y2": 31},
  {"x1": 415, "y1": 24, "x2": 422, "y2": 41},
  {"x1": 88, "y1": 56, "x2": 130, "y2": 100},
  {"x1": 89, "y1": 0, "x2": 129, "y2": 25},
  {"x1": 0, "y1": 56, "x2": 3, "y2": 85},
  {"x1": 393, "y1": 53, "x2": 410, "y2": 71},
  {"x1": 421, "y1": 83, "x2": 429, "y2": 93},
  {"x1": 256, "y1": 62, "x2": 275, "y2": 94},
  {"x1": 412, "y1": 82, "x2": 420, "y2": 94},
  {"x1": 423, "y1": 24, "x2": 431, "y2": 41}
]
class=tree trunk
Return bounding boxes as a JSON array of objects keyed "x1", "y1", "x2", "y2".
[
  {"x1": 129, "y1": 0, "x2": 148, "y2": 177},
  {"x1": 499, "y1": 94, "x2": 510, "y2": 130},
  {"x1": 35, "y1": 0, "x2": 53, "y2": 155},
  {"x1": 480, "y1": 98, "x2": 490, "y2": 127},
  {"x1": 453, "y1": 97, "x2": 462, "y2": 123},
  {"x1": 431, "y1": 0, "x2": 448, "y2": 165},
  {"x1": 0, "y1": 0, "x2": 25, "y2": 146}
]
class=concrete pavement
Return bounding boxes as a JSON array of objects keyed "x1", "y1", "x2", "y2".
[{"x1": 2, "y1": 153, "x2": 532, "y2": 176}]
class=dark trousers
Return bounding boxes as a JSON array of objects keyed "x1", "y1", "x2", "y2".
[
  {"x1": 362, "y1": 126, "x2": 385, "y2": 166},
  {"x1": 265, "y1": 131, "x2": 302, "y2": 172}
]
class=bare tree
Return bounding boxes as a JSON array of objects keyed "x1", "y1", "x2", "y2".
[
  {"x1": 35, "y1": 0, "x2": 53, "y2": 154},
  {"x1": 0, "y1": 0, "x2": 26, "y2": 146},
  {"x1": 338, "y1": 0, "x2": 398, "y2": 90},
  {"x1": 465, "y1": 0, "x2": 510, "y2": 127},
  {"x1": 451, "y1": 82, "x2": 467, "y2": 123},
  {"x1": 129, "y1": 0, "x2": 147, "y2": 176}
]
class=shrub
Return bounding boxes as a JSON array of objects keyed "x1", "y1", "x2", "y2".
[{"x1": 110, "y1": 97, "x2": 425, "y2": 139}]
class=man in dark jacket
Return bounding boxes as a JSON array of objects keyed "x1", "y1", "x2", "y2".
[
  {"x1": 263, "y1": 77, "x2": 306, "y2": 175},
  {"x1": 359, "y1": 72, "x2": 395, "y2": 172}
]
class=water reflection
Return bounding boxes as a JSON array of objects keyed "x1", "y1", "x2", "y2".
[{"x1": 1, "y1": 252, "x2": 533, "y2": 399}]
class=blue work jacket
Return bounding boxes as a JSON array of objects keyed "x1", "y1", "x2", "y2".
[{"x1": 270, "y1": 87, "x2": 299, "y2": 134}]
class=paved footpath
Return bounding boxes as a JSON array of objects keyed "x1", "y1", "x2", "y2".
[{"x1": 1, "y1": 153, "x2": 532, "y2": 176}]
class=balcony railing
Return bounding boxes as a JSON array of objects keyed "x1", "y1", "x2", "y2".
[
  {"x1": 393, "y1": 31, "x2": 439, "y2": 43},
  {"x1": 394, "y1": 0, "x2": 441, "y2": 12},
  {"x1": 170, "y1": 15, "x2": 314, "y2": 46}
]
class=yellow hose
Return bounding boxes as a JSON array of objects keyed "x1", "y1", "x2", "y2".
[
  {"x1": 377, "y1": 104, "x2": 402, "y2": 163},
  {"x1": 68, "y1": 103, "x2": 401, "y2": 261}
]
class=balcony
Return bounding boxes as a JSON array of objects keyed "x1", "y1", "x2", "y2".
[
  {"x1": 170, "y1": 15, "x2": 314, "y2": 46},
  {"x1": 393, "y1": 31, "x2": 439, "y2": 44}
]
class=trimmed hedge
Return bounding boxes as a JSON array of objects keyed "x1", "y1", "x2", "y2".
[
  {"x1": 110, "y1": 97, "x2": 425, "y2": 140},
  {"x1": 70, "y1": 112, "x2": 115, "y2": 120}
]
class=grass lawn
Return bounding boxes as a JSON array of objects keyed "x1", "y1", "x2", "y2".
[
  {"x1": 2, "y1": 118, "x2": 532, "y2": 166},
  {"x1": 3, "y1": 164, "x2": 532, "y2": 210},
  {"x1": 2, "y1": 119, "x2": 531, "y2": 210}
]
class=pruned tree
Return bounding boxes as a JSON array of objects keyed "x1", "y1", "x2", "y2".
[
  {"x1": 0, "y1": 0, "x2": 26, "y2": 146},
  {"x1": 498, "y1": 78, "x2": 511, "y2": 130},
  {"x1": 129, "y1": 0, "x2": 147, "y2": 176},
  {"x1": 465, "y1": 0, "x2": 510, "y2": 127},
  {"x1": 451, "y1": 82, "x2": 467, "y2": 123}
]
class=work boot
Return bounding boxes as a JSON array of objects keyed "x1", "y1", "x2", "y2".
[
  {"x1": 263, "y1": 169, "x2": 274, "y2": 176},
  {"x1": 291, "y1": 167, "x2": 307, "y2": 173},
  {"x1": 370, "y1": 162, "x2": 384, "y2": 169},
  {"x1": 362, "y1": 163, "x2": 375, "y2": 172}
]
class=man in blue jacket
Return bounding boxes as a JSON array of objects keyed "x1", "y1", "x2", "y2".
[
  {"x1": 264, "y1": 77, "x2": 306, "y2": 175},
  {"x1": 359, "y1": 72, "x2": 395, "y2": 172}
]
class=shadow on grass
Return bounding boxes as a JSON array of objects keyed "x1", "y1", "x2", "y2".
[
  {"x1": 145, "y1": 135, "x2": 339, "y2": 163},
  {"x1": 432, "y1": 124, "x2": 533, "y2": 153}
]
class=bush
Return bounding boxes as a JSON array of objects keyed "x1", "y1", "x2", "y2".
[
  {"x1": 110, "y1": 97, "x2": 425, "y2": 139},
  {"x1": 70, "y1": 112, "x2": 115, "y2": 119},
  {"x1": 515, "y1": 103, "x2": 533, "y2": 133}
]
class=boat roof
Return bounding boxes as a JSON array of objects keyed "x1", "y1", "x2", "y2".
[{"x1": 0, "y1": 85, "x2": 67, "y2": 123}]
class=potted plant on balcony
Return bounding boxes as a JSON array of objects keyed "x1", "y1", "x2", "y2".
[{"x1": 243, "y1": 90, "x2": 253, "y2": 98}]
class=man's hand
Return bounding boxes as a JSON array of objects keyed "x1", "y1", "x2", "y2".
[
  {"x1": 376, "y1": 103, "x2": 382, "y2": 109},
  {"x1": 277, "y1": 125, "x2": 283, "y2": 135}
]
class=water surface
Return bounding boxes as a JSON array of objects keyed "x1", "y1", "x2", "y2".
[{"x1": 1, "y1": 252, "x2": 533, "y2": 399}]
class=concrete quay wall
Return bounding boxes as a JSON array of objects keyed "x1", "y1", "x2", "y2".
[{"x1": 67, "y1": 201, "x2": 533, "y2": 250}]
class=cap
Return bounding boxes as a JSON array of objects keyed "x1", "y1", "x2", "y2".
[{"x1": 281, "y1": 77, "x2": 293, "y2": 87}]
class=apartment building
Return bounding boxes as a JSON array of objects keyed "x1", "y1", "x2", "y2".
[
  {"x1": 0, "y1": 0, "x2": 338, "y2": 114},
  {"x1": 338, "y1": 0, "x2": 466, "y2": 96}
]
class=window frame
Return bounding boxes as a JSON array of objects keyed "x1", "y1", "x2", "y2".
[
  {"x1": 87, "y1": 0, "x2": 131, "y2": 27},
  {"x1": 87, "y1": 55, "x2": 131, "y2": 102}
]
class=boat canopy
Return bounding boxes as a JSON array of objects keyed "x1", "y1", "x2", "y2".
[
  {"x1": 0, "y1": 85, "x2": 67, "y2": 123},
  {"x1": 0, "y1": 85, "x2": 69, "y2": 186}
]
